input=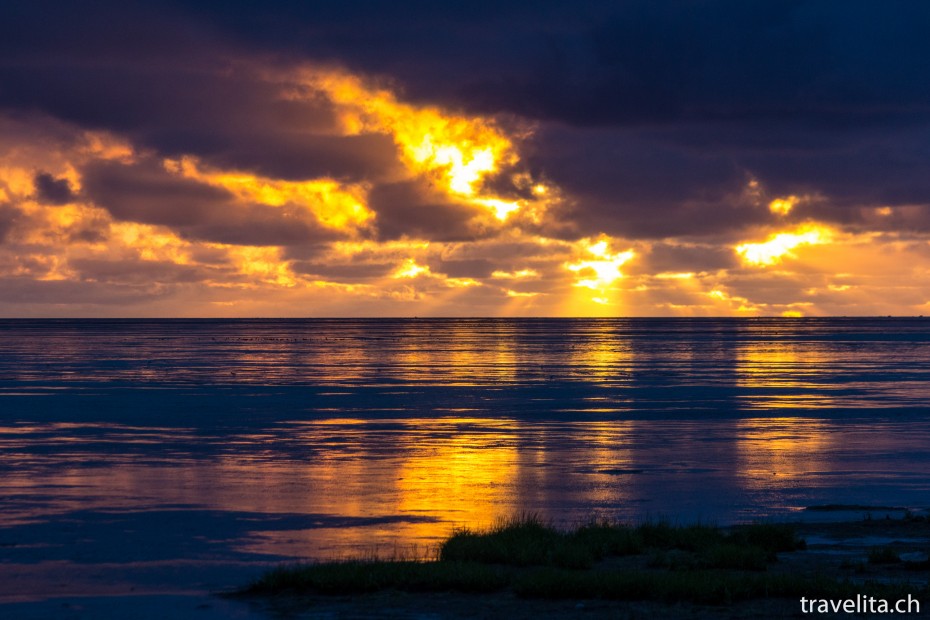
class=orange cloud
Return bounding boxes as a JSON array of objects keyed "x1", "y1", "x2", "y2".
[
  {"x1": 736, "y1": 224, "x2": 834, "y2": 266},
  {"x1": 294, "y1": 67, "x2": 555, "y2": 224},
  {"x1": 166, "y1": 156, "x2": 374, "y2": 233}
]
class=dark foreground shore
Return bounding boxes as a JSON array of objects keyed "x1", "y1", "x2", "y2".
[{"x1": 235, "y1": 513, "x2": 929, "y2": 619}]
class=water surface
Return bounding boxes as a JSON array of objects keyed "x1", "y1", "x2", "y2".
[{"x1": 1, "y1": 318, "x2": 929, "y2": 607}]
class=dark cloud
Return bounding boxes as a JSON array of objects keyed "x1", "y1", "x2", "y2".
[
  {"x1": 81, "y1": 159, "x2": 342, "y2": 246},
  {"x1": 290, "y1": 261, "x2": 393, "y2": 281},
  {"x1": 433, "y1": 259, "x2": 495, "y2": 279},
  {"x1": 70, "y1": 257, "x2": 217, "y2": 285},
  {"x1": 82, "y1": 159, "x2": 237, "y2": 227},
  {"x1": 454, "y1": 3, "x2": 930, "y2": 131},
  {"x1": 367, "y1": 180, "x2": 486, "y2": 241},
  {"x1": 531, "y1": 127, "x2": 761, "y2": 238},
  {"x1": 138, "y1": 1, "x2": 930, "y2": 130},
  {"x1": 741, "y1": 125, "x2": 930, "y2": 210},
  {"x1": 33, "y1": 172, "x2": 75, "y2": 205},
  {"x1": 637, "y1": 243, "x2": 738, "y2": 275},
  {"x1": 65, "y1": 217, "x2": 111, "y2": 244},
  {"x1": 204, "y1": 132, "x2": 403, "y2": 183},
  {"x1": 3, "y1": 0, "x2": 930, "y2": 243},
  {"x1": 0, "y1": 63, "x2": 399, "y2": 183},
  {"x1": 0, "y1": 276, "x2": 166, "y2": 306}
]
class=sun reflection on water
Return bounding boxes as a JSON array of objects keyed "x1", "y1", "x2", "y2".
[
  {"x1": 2, "y1": 319, "x2": 930, "y2": 566},
  {"x1": 735, "y1": 341, "x2": 841, "y2": 409},
  {"x1": 734, "y1": 417, "x2": 834, "y2": 489}
]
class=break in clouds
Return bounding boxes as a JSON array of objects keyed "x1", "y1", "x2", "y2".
[{"x1": 1, "y1": 0, "x2": 929, "y2": 316}]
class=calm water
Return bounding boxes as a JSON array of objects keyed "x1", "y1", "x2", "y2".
[{"x1": 1, "y1": 318, "x2": 929, "y2": 604}]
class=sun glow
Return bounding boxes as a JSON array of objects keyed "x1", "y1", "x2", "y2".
[
  {"x1": 297, "y1": 68, "x2": 547, "y2": 221},
  {"x1": 768, "y1": 195, "x2": 798, "y2": 216},
  {"x1": 166, "y1": 157, "x2": 373, "y2": 232},
  {"x1": 392, "y1": 258, "x2": 430, "y2": 279},
  {"x1": 224, "y1": 245, "x2": 298, "y2": 287},
  {"x1": 736, "y1": 224, "x2": 833, "y2": 266},
  {"x1": 566, "y1": 240, "x2": 635, "y2": 290}
]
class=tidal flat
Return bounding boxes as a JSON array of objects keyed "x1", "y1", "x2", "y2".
[{"x1": 1, "y1": 318, "x2": 929, "y2": 618}]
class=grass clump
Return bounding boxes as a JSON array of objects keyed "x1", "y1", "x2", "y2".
[
  {"x1": 439, "y1": 516, "x2": 799, "y2": 571},
  {"x1": 571, "y1": 520, "x2": 645, "y2": 558},
  {"x1": 440, "y1": 513, "x2": 595, "y2": 568}
]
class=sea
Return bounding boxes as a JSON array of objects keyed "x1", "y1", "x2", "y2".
[{"x1": 1, "y1": 318, "x2": 929, "y2": 616}]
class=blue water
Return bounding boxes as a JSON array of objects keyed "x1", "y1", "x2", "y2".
[{"x1": 1, "y1": 318, "x2": 929, "y2": 605}]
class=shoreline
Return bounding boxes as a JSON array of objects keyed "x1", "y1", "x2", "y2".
[
  {"x1": 233, "y1": 514, "x2": 929, "y2": 619},
  {"x1": 1, "y1": 513, "x2": 926, "y2": 619}
]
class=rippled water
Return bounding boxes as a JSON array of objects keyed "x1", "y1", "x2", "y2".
[{"x1": 1, "y1": 318, "x2": 929, "y2": 602}]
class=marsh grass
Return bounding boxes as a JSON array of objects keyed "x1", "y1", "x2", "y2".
[
  {"x1": 242, "y1": 515, "x2": 908, "y2": 604},
  {"x1": 439, "y1": 514, "x2": 804, "y2": 570}
]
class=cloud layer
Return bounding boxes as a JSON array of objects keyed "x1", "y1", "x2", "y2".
[{"x1": 0, "y1": 1, "x2": 928, "y2": 316}]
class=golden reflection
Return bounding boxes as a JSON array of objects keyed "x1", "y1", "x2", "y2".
[
  {"x1": 576, "y1": 421, "x2": 637, "y2": 506},
  {"x1": 391, "y1": 323, "x2": 517, "y2": 385},
  {"x1": 569, "y1": 326, "x2": 634, "y2": 384},
  {"x1": 393, "y1": 419, "x2": 519, "y2": 537},
  {"x1": 234, "y1": 418, "x2": 522, "y2": 557},
  {"x1": 735, "y1": 341, "x2": 838, "y2": 408},
  {"x1": 736, "y1": 223, "x2": 833, "y2": 266},
  {"x1": 735, "y1": 417, "x2": 833, "y2": 487}
]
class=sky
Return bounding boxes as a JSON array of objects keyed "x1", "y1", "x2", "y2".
[{"x1": 2, "y1": 0, "x2": 930, "y2": 317}]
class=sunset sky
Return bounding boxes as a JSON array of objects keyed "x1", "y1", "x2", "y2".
[{"x1": 2, "y1": 1, "x2": 929, "y2": 317}]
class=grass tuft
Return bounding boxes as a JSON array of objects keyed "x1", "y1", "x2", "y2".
[{"x1": 440, "y1": 513, "x2": 596, "y2": 568}]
